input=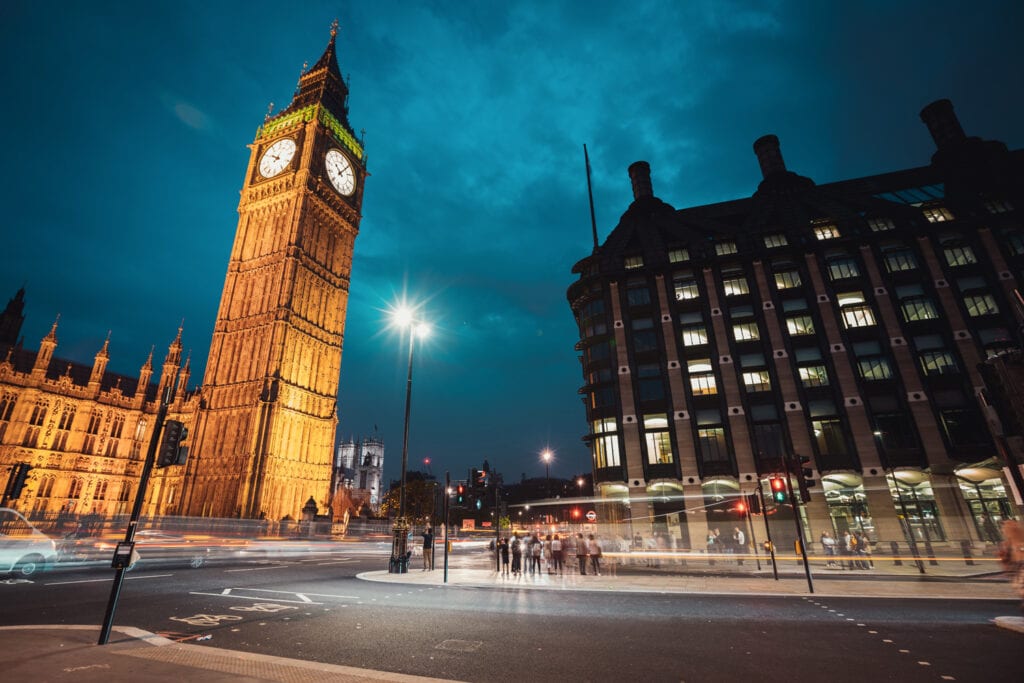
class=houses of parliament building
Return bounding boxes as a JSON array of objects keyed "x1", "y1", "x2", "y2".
[{"x1": 0, "y1": 26, "x2": 365, "y2": 522}]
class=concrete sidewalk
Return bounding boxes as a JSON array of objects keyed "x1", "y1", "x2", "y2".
[
  {"x1": 2, "y1": 564, "x2": 1020, "y2": 682},
  {"x1": 0, "y1": 624, "x2": 455, "y2": 683}
]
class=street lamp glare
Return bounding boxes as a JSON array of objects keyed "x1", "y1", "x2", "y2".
[
  {"x1": 393, "y1": 306, "x2": 414, "y2": 328},
  {"x1": 415, "y1": 322, "x2": 431, "y2": 339}
]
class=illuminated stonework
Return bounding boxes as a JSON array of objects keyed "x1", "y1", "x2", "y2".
[{"x1": 178, "y1": 28, "x2": 365, "y2": 521}]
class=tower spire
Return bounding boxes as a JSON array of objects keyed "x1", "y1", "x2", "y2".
[{"x1": 279, "y1": 21, "x2": 348, "y2": 119}]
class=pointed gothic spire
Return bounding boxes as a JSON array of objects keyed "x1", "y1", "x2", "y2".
[{"x1": 281, "y1": 20, "x2": 349, "y2": 119}]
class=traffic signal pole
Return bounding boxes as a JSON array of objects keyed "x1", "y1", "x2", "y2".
[
  {"x1": 98, "y1": 387, "x2": 171, "y2": 645},
  {"x1": 784, "y1": 456, "x2": 814, "y2": 594},
  {"x1": 443, "y1": 471, "x2": 450, "y2": 584},
  {"x1": 757, "y1": 484, "x2": 779, "y2": 581}
]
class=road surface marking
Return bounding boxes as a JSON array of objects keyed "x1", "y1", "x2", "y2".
[{"x1": 224, "y1": 565, "x2": 290, "y2": 572}]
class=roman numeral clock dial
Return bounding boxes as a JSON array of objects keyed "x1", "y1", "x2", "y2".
[
  {"x1": 325, "y1": 148, "x2": 356, "y2": 196},
  {"x1": 258, "y1": 138, "x2": 297, "y2": 178}
]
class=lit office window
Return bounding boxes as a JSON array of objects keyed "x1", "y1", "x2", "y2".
[
  {"x1": 774, "y1": 270, "x2": 802, "y2": 289},
  {"x1": 715, "y1": 241, "x2": 738, "y2": 256},
  {"x1": 920, "y1": 350, "x2": 958, "y2": 376},
  {"x1": 813, "y1": 222, "x2": 841, "y2": 240},
  {"x1": 827, "y1": 257, "x2": 860, "y2": 280},
  {"x1": 868, "y1": 217, "x2": 895, "y2": 232},
  {"x1": 723, "y1": 276, "x2": 750, "y2": 296},
  {"x1": 786, "y1": 315, "x2": 815, "y2": 336},
  {"x1": 858, "y1": 357, "x2": 893, "y2": 380},
  {"x1": 943, "y1": 245, "x2": 978, "y2": 267},
  {"x1": 594, "y1": 435, "x2": 621, "y2": 468},
  {"x1": 733, "y1": 322, "x2": 760, "y2": 341},
  {"x1": 681, "y1": 325, "x2": 708, "y2": 346},
  {"x1": 883, "y1": 247, "x2": 918, "y2": 272},
  {"x1": 674, "y1": 274, "x2": 700, "y2": 300},
  {"x1": 742, "y1": 371, "x2": 771, "y2": 392},
  {"x1": 838, "y1": 291, "x2": 876, "y2": 328},
  {"x1": 688, "y1": 359, "x2": 717, "y2": 395},
  {"x1": 668, "y1": 248, "x2": 690, "y2": 263},
  {"x1": 799, "y1": 365, "x2": 830, "y2": 387},
  {"x1": 922, "y1": 205, "x2": 954, "y2": 222},
  {"x1": 592, "y1": 418, "x2": 618, "y2": 434},
  {"x1": 900, "y1": 296, "x2": 940, "y2": 322},
  {"x1": 643, "y1": 414, "x2": 673, "y2": 465},
  {"x1": 624, "y1": 255, "x2": 644, "y2": 270},
  {"x1": 763, "y1": 233, "x2": 788, "y2": 248},
  {"x1": 964, "y1": 294, "x2": 999, "y2": 317}
]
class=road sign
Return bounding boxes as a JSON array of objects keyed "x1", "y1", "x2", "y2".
[{"x1": 585, "y1": 510, "x2": 597, "y2": 522}]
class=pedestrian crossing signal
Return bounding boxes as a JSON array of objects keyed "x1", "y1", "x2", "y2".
[{"x1": 770, "y1": 477, "x2": 786, "y2": 503}]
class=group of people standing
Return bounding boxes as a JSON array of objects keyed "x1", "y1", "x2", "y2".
[
  {"x1": 705, "y1": 527, "x2": 749, "y2": 564},
  {"x1": 820, "y1": 530, "x2": 872, "y2": 569},
  {"x1": 497, "y1": 532, "x2": 604, "y2": 577}
]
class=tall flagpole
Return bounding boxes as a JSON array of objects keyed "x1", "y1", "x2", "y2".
[{"x1": 584, "y1": 144, "x2": 598, "y2": 251}]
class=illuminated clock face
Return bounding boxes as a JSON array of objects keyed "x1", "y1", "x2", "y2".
[
  {"x1": 325, "y1": 148, "x2": 356, "y2": 196},
  {"x1": 258, "y1": 138, "x2": 297, "y2": 178}
]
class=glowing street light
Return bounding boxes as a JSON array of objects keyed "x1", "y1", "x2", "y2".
[
  {"x1": 389, "y1": 304, "x2": 431, "y2": 574},
  {"x1": 541, "y1": 449, "x2": 553, "y2": 497}
]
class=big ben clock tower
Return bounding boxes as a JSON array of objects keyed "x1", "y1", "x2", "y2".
[{"x1": 181, "y1": 23, "x2": 366, "y2": 520}]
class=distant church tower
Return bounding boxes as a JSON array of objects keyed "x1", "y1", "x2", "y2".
[{"x1": 181, "y1": 24, "x2": 366, "y2": 520}]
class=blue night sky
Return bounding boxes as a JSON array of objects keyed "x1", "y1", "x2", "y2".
[{"x1": 2, "y1": 1, "x2": 1022, "y2": 487}]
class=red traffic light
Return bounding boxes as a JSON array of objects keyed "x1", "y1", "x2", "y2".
[
  {"x1": 770, "y1": 477, "x2": 785, "y2": 491},
  {"x1": 735, "y1": 501, "x2": 747, "y2": 513}
]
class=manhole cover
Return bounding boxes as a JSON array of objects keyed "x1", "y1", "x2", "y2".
[{"x1": 436, "y1": 639, "x2": 483, "y2": 652}]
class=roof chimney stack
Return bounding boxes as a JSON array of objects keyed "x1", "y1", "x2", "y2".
[
  {"x1": 920, "y1": 99, "x2": 966, "y2": 150},
  {"x1": 753, "y1": 135, "x2": 786, "y2": 178},
  {"x1": 628, "y1": 161, "x2": 653, "y2": 200}
]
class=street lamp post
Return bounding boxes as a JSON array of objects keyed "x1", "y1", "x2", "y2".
[
  {"x1": 541, "y1": 449, "x2": 553, "y2": 498},
  {"x1": 389, "y1": 307, "x2": 430, "y2": 574}
]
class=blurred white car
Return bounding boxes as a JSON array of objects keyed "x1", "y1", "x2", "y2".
[{"x1": 0, "y1": 508, "x2": 57, "y2": 577}]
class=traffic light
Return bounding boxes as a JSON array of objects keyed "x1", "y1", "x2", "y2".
[
  {"x1": 770, "y1": 477, "x2": 786, "y2": 503},
  {"x1": 745, "y1": 492, "x2": 761, "y2": 515},
  {"x1": 156, "y1": 420, "x2": 188, "y2": 468},
  {"x1": 456, "y1": 484, "x2": 465, "y2": 504},
  {"x1": 796, "y1": 455, "x2": 814, "y2": 503},
  {"x1": 735, "y1": 500, "x2": 747, "y2": 515},
  {"x1": 4, "y1": 463, "x2": 32, "y2": 500}
]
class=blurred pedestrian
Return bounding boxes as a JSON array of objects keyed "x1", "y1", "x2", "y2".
[
  {"x1": 511, "y1": 533, "x2": 523, "y2": 575},
  {"x1": 576, "y1": 532, "x2": 588, "y2": 575},
  {"x1": 733, "y1": 526, "x2": 747, "y2": 565},
  {"x1": 999, "y1": 520, "x2": 1024, "y2": 613},
  {"x1": 551, "y1": 534, "x2": 564, "y2": 575},
  {"x1": 588, "y1": 534, "x2": 603, "y2": 576},
  {"x1": 499, "y1": 537, "x2": 510, "y2": 577},
  {"x1": 421, "y1": 527, "x2": 434, "y2": 571}
]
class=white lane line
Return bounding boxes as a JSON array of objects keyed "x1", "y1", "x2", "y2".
[
  {"x1": 189, "y1": 591, "x2": 323, "y2": 605},
  {"x1": 45, "y1": 573, "x2": 172, "y2": 586},
  {"x1": 223, "y1": 565, "x2": 291, "y2": 572},
  {"x1": 238, "y1": 589, "x2": 360, "y2": 599}
]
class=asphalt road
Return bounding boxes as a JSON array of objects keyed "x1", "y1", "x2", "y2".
[{"x1": 1, "y1": 545, "x2": 1020, "y2": 682}]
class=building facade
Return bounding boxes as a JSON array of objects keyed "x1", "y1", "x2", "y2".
[
  {"x1": 333, "y1": 436, "x2": 384, "y2": 513},
  {"x1": 567, "y1": 100, "x2": 1023, "y2": 551},
  {"x1": 0, "y1": 292, "x2": 195, "y2": 520},
  {"x1": 177, "y1": 25, "x2": 366, "y2": 521},
  {"x1": 0, "y1": 27, "x2": 364, "y2": 523}
]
